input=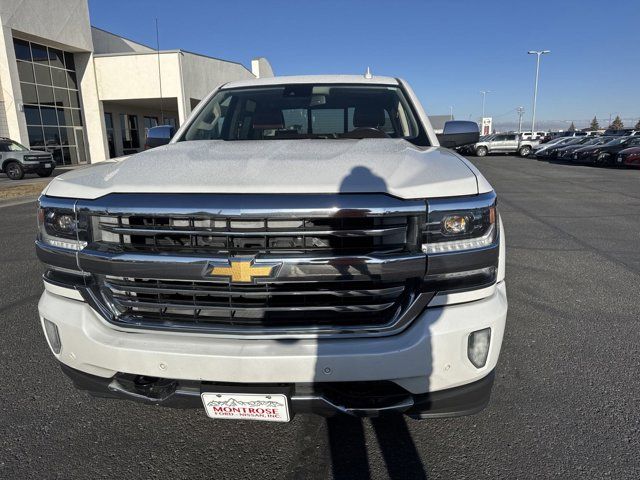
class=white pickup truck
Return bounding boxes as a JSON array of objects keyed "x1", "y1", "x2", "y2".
[{"x1": 36, "y1": 75, "x2": 507, "y2": 422}]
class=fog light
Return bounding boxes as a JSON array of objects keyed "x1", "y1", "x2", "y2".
[
  {"x1": 467, "y1": 328, "x2": 491, "y2": 368},
  {"x1": 43, "y1": 318, "x2": 62, "y2": 354}
]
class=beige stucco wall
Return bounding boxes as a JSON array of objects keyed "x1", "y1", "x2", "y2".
[
  {"x1": 95, "y1": 50, "x2": 261, "y2": 127},
  {"x1": 0, "y1": 0, "x2": 92, "y2": 51},
  {"x1": 94, "y1": 52, "x2": 183, "y2": 101}
]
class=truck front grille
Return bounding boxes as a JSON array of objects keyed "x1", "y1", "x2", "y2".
[
  {"x1": 77, "y1": 193, "x2": 429, "y2": 336},
  {"x1": 99, "y1": 276, "x2": 418, "y2": 334},
  {"x1": 95, "y1": 214, "x2": 418, "y2": 255}
]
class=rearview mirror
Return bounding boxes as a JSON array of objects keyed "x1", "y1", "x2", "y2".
[
  {"x1": 437, "y1": 121, "x2": 480, "y2": 148},
  {"x1": 145, "y1": 125, "x2": 175, "y2": 150}
]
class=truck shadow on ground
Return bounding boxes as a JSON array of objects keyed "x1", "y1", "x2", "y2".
[
  {"x1": 327, "y1": 414, "x2": 427, "y2": 480},
  {"x1": 318, "y1": 165, "x2": 429, "y2": 479}
]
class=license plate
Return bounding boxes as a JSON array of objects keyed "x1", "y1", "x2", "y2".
[
  {"x1": 45, "y1": 163, "x2": 51, "y2": 168},
  {"x1": 201, "y1": 392, "x2": 290, "y2": 422}
]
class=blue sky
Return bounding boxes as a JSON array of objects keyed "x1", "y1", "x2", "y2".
[{"x1": 89, "y1": 0, "x2": 640, "y2": 129}]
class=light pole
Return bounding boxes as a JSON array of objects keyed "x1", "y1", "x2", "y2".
[
  {"x1": 516, "y1": 106, "x2": 525, "y2": 133},
  {"x1": 528, "y1": 50, "x2": 550, "y2": 134},
  {"x1": 449, "y1": 106, "x2": 453, "y2": 120},
  {"x1": 480, "y1": 90, "x2": 490, "y2": 119}
]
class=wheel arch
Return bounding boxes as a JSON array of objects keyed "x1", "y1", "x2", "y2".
[{"x1": 1, "y1": 158, "x2": 20, "y2": 171}]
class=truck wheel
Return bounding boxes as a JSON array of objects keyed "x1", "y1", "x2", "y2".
[
  {"x1": 5, "y1": 161, "x2": 24, "y2": 180},
  {"x1": 36, "y1": 168, "x2": 53, "y2": 178},
  {"x1": 519, "y1": 146, "x2": 531, "y2": 157},
  {"x1": 476, "y1": 146, "x2": 488, "y2": 157}
]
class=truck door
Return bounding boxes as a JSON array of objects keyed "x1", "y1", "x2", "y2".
[{"x1": 501, "y1": 134, "x2": 518, "y2": 152}]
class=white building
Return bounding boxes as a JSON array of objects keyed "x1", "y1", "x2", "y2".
[{"x1": 0, "y1": 0, "x2": 273, "y2": 164}]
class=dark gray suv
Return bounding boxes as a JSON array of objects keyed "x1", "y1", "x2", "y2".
[{"x1": 0, "y1": 138, "x2": 55, "y2": 180}]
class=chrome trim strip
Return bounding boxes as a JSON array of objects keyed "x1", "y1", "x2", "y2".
[
  {"x1": 103, "y1": 278, "x2": 406, "y2": 298},
  {"x1": 426, "y1": 191, "x2": 496, "y2": 213},
  {"x1": 98, "y1": 224, "x2": 407, "y2": 238},
  {"x1": 78, "y1": 250, "x2": 427, "y2": 283},
  {"x1": 81, "y1": 288, "x2": 434, "y2": 339},
  {"x1": 76, "y1": 193, "x2": 427, "y2": 218},
  {"x1": 109, "y1": 297, "x2": 396, "y2": 313}
]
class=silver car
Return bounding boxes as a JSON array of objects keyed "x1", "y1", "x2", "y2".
[{"x1": 0, "y1": 138, "x2": 55, "y2": 180}]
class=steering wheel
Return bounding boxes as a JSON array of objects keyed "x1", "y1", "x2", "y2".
[{"x1": 343, "y1": 127, "x2": 390, "y2": 139}]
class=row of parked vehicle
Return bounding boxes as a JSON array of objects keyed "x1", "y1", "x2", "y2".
[
  {"x1": 460, "y1": 130, "x2": 640, "y2": 168},
  {"x1": 531, "y1": 133, "x2": 640, "y2": 167}
]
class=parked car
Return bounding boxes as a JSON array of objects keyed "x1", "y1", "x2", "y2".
[
  {"x1": 533, "y1": 136, "x2": 570, "y2": 151},
  {"x1": 35, "y1": 75, "x2": 507, "y2": 422},
  {"x1": 603, "y1": 128, "x2": 639, "y2": 137},
  {"x1": 0, "y1": 138, "x2": 55, "y2": 180},
  {"x1": 534, "y1": 137, "x2": 586, "y2": 159},
  {"x1": 521, "y1": 131, "x2": 546, "y2": 140},
  {"x1": 554, "y1": 137, "x2": 612, "y2": 161},
  {"x1": 548, "y1": 131, "x2": 588, "y2": 140},
  {"x1": 472, "y1": 133, "x2": 538, "y2": 157},
  {"x1": 549, "y1": 136, "x2": 609, "y2": 160},
  {"x1": 615, "y1": 146, "x2": 640, "y2": 168},
  {"x1": 571, "y1": 136, "x2": 640, "y2": 166}
]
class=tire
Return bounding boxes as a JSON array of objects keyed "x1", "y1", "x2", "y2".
[
  {"x1": 594, "y1": 153, "x2": 609, "y2": 167},
  {"x1": 4, "y1": 161, "x2": 24, "y2": 180},
  {"x1": 519, "y1": 146, "x2": 531, "y2": 157},
  {"x1": 476, "y1": 146, "x2": 488, "y2": 157},
  {"x1": 36, "y1": 168, "x2": 53, "y2": 177}
]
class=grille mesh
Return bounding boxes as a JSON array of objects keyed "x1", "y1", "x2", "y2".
[{"x1": 100, "y1": 276, "x2": 415, "y2": 331}]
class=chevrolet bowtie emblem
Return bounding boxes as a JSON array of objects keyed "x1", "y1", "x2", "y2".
[{"x1": 205, "y1": 259, "x2": 280, "y2": 283}]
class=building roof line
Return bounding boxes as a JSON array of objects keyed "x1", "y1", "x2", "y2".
[
  {"x1": 90, "y1": 25, "x2": 155, "y2": 51},
  {"x1": 93, "y1": 48, "x2": 254, "y2": 76}
]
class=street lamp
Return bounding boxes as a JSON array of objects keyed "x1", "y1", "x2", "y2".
[
  {"x1": 480, "y1": 90, "x2": 491, "y2": 119},
  {"x1": 528, "y1": 50, "x2": 550, "y2": 134},
  {"x1": 516, "y1": 106, "x2": 525, "y2": 134}
]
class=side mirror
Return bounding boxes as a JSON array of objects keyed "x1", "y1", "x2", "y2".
[
  {"x1": 145, "y1": 125, "x2": 175, "y2": 149},
  {"x1": 437, "y1": 121, "x2": 480, "y2": 148}
]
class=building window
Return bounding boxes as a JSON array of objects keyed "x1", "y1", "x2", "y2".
[
  {"x1": 120, "y1": 114, "x2": 140, "y2": 150},
  {"x1": 14, "y1": 38, "x2": 85, "y2": 165}
]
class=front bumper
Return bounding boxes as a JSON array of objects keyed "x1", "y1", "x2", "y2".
[
  {"x1": 39, "y1": 281, "x2": 507, "y2": 409},
  {"x1": 60, "y1": 362, "x2": 496, "y2": 419},
  {"x1": 22, "y1": 159, "x2": 55, "y2": 172}
]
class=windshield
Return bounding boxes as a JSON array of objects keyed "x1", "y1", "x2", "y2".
[
  {"x1": 606, "y1": 137, "x2": 630, "y2": 146},
  {"x1": 0, "y1": 140, "x2": 28, "y2": 152},
  {"x1": 181, "y1": 84, "x2": 423, "y2": 143}
]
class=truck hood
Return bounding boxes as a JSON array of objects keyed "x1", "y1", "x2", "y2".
[{"x1": 43, "y1": 139, "x2": 482, "y2": 200}]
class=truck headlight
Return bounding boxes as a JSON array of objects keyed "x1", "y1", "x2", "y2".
[
  {"x1": 37, "y1": 206, "x2": 87, "y2": 251},
  {"x1": 422, "y1": 194, "x2": 497, "y2": 254}
]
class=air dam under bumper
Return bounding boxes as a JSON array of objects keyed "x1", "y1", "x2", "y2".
[{"x1": 39, "y1": 282, "x2": 506, "y2": 416}]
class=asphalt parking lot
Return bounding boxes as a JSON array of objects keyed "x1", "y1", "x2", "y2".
[{"x1": 1, "y1": 155, "x2": 639, "y2": 479}]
